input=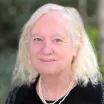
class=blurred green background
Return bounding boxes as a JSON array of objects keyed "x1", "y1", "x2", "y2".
[{"x1": 0, "y1": 0, "x2": 104, "y2": 104}]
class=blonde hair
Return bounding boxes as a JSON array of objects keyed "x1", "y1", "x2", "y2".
[{"x1": 13, "y1": 3, "x2": 102, "y2": 86}]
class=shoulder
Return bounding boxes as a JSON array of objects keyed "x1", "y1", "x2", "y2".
[
  {"x1": 6, "y1": 84, "x2": 32, "y2": 104},
  {"x1": 68, "y1": 82, "x2": 103, "y2": 104},
  {"x1": 100, "y1": 82, "x2": 104, "y2": 104},
  {"x1": 76, "y1": 82, "x2": 102, "y2": 103},
  {"x1": 6, "y1": 77, "x2": 39, "y2": 104},
  {"x1": 76, "y1": 82, "x2": 101, "y2": 94},
  {"x1": 6, "y1": 86, "x2": 20, "y2": 104},
  {"x1": 84, "y1": 82, "x2": 104, "y2": 104},
  {"x1": 82, "y1": 82, "x2": 101, "y2": 97}
]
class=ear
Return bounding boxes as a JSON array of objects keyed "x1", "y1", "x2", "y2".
[
  {"x1": 73, "y1": 36, "x2": 84, "y2": 57},
  {"x1": 73, "y1": 43, "x2": 80, "y2": 57}
]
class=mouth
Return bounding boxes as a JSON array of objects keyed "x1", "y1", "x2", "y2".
[{"x1": 39, "y1": 59, "x2": 55, "y2": 62}]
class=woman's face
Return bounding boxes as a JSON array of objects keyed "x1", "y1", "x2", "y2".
[{"x1": 29, "y1": 11, "x2": 78, "y2": 76}]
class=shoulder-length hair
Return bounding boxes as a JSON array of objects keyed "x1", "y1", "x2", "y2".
[{"x1": 12, "y1": 3, "x2": 102, "y2": 86}]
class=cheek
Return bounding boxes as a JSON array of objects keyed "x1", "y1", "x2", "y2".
[
  {"x1": 28, "y1": 42, "x2": 43, "y2": 68},
  {"x1": 56, "y1": 45, "x2": 74, "y2": 60},
  {"x1": 28, "y1": 41, "x2": 43, "y2": 67},
  {"x1": 54, "y1": 46, "x2": 74, "y2": 71},
  {"x1": 29, "y1": 41, "x2": 42, "y2": 56},
  {"x1": 56, "y1": 45, "x2": 74, "y2": 69}
]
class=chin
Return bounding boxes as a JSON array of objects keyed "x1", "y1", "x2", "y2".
[{"x1": 38, "y1": 69, "x2": 62, "y2": 76}]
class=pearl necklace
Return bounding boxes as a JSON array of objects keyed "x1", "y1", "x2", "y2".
[{"x1": 38, "y1": 77, "x2": 74, "y2": 104}]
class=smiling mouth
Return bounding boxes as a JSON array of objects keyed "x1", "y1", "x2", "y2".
[{"x1": 39, "y1": 59, "x2": 55, "y2": 62}]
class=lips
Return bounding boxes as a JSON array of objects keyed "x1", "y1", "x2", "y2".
[{"x1": 39, "y1": 58, "x2": 55, "y2": 62}]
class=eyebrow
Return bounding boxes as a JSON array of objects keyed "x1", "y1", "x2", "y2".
[
  {"x1": 31, "y1": 33, "x2": 68, "y2": 39},
  {"x1": 31, "y1": 34, "x2": 41, "y2": 37},
  {"x1": 51, "y1": 34, "x2": 64, "y2": 37}
]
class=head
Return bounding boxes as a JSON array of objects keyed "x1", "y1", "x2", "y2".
[{"x1": 13, "y1": 3, "x2": 101, "y2": 86}]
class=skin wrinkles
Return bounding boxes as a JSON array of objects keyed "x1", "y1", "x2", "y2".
[{"x1": 28, "y1": 11, "x2": 79, "y2": 101}]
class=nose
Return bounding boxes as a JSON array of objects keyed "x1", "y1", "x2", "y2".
[{"x1": 41, "y1": 40, "x2": 54, "y2": 55}]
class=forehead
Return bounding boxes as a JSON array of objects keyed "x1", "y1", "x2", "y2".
[{"x1": 30, "y1": 11, "x2": 69, "y2": 36}]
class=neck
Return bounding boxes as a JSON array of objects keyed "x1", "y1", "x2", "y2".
[{"x1": 37, "y1": 69, "x2": 76, "y2": 101}]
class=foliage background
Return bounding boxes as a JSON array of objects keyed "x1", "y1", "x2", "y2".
[{"x1": 0, "y1": 0, "x2": 103, "y2": 104}]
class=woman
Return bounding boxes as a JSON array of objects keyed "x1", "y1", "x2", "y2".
[{"x1": 6, "y1": 3, "x2": 103, "y2": 104}]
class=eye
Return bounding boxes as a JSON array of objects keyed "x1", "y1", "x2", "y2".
[
  {"x1": 33, "y1": 38, "x2": 43, "y2": 43},
  {"x1": 54, "y1": 39, "x2": 62, "y2": 43},
  {"x1": 34, "y1": 38, "x2": 42, "y2": 42}
]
